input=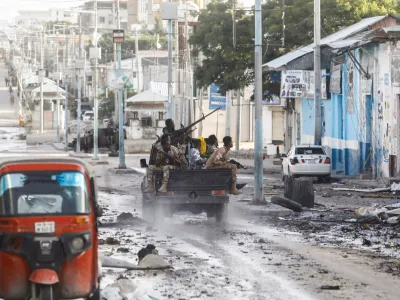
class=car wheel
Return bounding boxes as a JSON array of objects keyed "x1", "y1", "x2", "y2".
[
  {"x1": 317, "y1": 176, "x2": 323, "y2": 183},
  {"x1": 323, "y1": 175, "x2": 331, "y2": 183}
]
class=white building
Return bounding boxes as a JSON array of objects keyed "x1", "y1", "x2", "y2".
[
  {"x1": 82, "y1": 0, "x2": 128, "y2": 31},
  {"x1": 15, "y1": 9, "x2": 78, "y2": 28}
]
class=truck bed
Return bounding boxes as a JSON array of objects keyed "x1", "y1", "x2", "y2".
[{"x1": 153, "y1": 168, "x2": 232, "y2": 192}]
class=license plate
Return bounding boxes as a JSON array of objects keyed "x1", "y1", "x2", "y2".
[
  {"x1": 35, "y1": 222, "x2": 55, "y2": 233},
  {"x1": 307, "y1": 160, "x2": 316, "y2": 164}
]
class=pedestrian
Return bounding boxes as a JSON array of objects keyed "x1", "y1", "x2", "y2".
[{"x1": 5, "y1": 77, "x2": 7, "y2": 86}]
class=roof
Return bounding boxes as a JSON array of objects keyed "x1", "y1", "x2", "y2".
[
  {"x1": 0, "y1": 157, "x2": 94, "y2": 177},
  {"x1": 125, "y1": 89, "x2": 168, "y2": 103},
  {"x1": 31, "y1": 82, "x2": 66, "y2": 95},
  {"x1": 263, "y1": 15, "x2": 387, "y2": 70},
  {"x1": 125, "y1": 103, "x2": 166, "y2": 112}
]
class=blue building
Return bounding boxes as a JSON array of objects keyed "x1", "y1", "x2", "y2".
[{"x1": 264, "y1": 14, "x2": 400, "y2": 178}]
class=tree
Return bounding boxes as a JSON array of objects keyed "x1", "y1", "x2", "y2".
[
  {"x1": 189, "y1": 0, "x2": 254, "y2": 94},
  {"x1": 190, "y1": 0, "x2": 398, "y2": 93}
]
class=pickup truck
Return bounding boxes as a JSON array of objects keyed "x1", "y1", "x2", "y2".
[{"x1": 140, "y1": 160, "x2": 245, "y2": 224}]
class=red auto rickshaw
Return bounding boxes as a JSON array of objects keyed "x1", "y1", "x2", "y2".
[{"x1": 0, "y1": 158, "x2": 101, "y2": 300}]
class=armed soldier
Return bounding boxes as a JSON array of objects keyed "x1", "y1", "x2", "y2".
[
  {"x1": 206, "y1": 136, "x2": 242, "y2": 195},
  {"x1": 144, "y1": 134, "x2": 187, "y2": 193},
  {"x1": 162, "y1": 119, "x2": 175, "y2": 135}
]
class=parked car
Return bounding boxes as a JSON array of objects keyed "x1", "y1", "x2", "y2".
[
  {"x1": 82, "y1": 111, "x2": 94, "y2": 121},
  {"x1": 81, "y1": 104, "x2": 93, "y2": 116},
  {"x1": 281, "y1": 145, "x2": 331, "y2": 183}
]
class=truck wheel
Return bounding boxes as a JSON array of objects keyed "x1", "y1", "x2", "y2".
[
  {"x1": 215, "y1": 203, "x2": 228, "y2": 224},
  {"x1": 38, "y1": 285, "x2": 53, "y2": 300}
]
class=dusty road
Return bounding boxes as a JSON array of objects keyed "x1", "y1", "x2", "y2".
[{"x1": 95, "y1": 161, "x2": 400, "y2": 300}]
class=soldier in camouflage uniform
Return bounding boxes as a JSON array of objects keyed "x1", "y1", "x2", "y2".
[{"x1": 144, "y1": 134, "x2": 187, "y2": 193}]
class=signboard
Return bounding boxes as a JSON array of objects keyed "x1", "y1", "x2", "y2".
[
  {"x1": 209, "y1": 83, "x2": 226, "y2": 110},
  {"x1": 113, "y1": 30, "x2": 125, "y2": 43},
  {"x1": 280, "y1": 70, "x2": 327, "y2": 99}
]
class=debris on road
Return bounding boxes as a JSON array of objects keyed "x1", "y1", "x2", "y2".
[
  {"x1": 135, "y1": 254, "x2": 171, "y2": 270},
  {"x1": 320, "y1": 285, "x2": 340, "y2": 290},
  {"x1": 271, "y1": 196, "x2": 303, "y2": 212},
  {"x1": 105, "y1": 237, "x2": 121, "y2": 245},
  {"x1": 137, "y1": 244, "x2": 158, "y2": 261},
  {"x1": 333, "y1": 187, "x2": 391, "y2": 193},
  {"x1": 354, "y1": 206, "x2": 388, "y2": 223}
]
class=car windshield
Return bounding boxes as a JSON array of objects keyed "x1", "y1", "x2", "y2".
[
  {"x1": 295, "y1": 147, "x2": 325, "y2": 155},
  {"x1": 0, "y1": 171, "x2": 90, "y2": 216}
]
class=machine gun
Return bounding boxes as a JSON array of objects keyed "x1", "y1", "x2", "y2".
[{"x1": 170, "y1": 107, "x2": 221, "y2": 145}]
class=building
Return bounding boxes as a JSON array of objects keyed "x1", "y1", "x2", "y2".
[
  {"x1": 15, "y1": 9, "x2": 78, "y2": 28},
  {"x1": 82, "y1": 0, "x2": 128, "y2": 31},
  {"x1": 263, "y1": 14, "x2": 400, "y2": 178}
]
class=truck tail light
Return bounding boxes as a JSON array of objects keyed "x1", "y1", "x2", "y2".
[
  {"x1": 211, "y1": 190, "x2": 226, "y2": 195},
  {"x1": 325, "y1": 157, "x2": 331, "y2": 164},
  {"x1": 290, "y1": 157, "x2": 299, "y2": 165}
]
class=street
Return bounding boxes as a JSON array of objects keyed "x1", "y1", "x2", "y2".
[
  {"x1": 0, "y1": 116, "x2": 398, "y2": 299},
  {"x1": 3, "y1": 4, "x2": 400, "y2": 299}
]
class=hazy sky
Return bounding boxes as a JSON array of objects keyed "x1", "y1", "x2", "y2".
[
  {"x1": 0, "y1": 0, "x2": 255, "y2": 22},
  {"x1": 0, "y1": 0, "x2": 83, "y2": 22}
]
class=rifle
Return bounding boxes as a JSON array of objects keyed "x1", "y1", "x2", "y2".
[
  {"x1": 229, "y1": 159, "x2": 247, "y2": 170},
  {"x1": 171, "y1": 107, "x2": 221, "y2": 142},
  {"x1": 155, "y1": 148, "x2": 182, "y2": 166}
]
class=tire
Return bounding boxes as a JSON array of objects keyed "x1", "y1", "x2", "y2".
[
  {"x1": 323, "y1": 175, "x2": 331, "y2": 183},
  {"x1": 38, "y1": 285, "x2": 53, "y2": 300},
  {"x1": 87, "y1": 287, "x2": 100, "y2": 300},
  {"x1": 215, "y1": 203, "x2": 228, "y2": 224},
  {"x1": 317, "y1": 176, "x2": 323, "y2": 183},
  {"x1": 288, "y1": 167, "x2": 296, "y2": 178}
]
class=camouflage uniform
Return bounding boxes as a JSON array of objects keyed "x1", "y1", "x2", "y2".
[
  {"x1": 206, "y1": 146, "x2": 241, "y2": 195},
  {"x1": 144, "y1": 145, "x2": 182, "y2": 193}
]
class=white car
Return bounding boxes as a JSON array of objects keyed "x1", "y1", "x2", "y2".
[
  {"x1": 82, "y1": 111, "x2": 94, "y2": 121},
  {"x1": 281, "y1": 145, "x2": 331, "y2": 182}
]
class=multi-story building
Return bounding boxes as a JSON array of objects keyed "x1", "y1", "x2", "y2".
[
  {"x1": 15, "y1": 9, "x2": 78, "y2": 28},
  {"x1": 81, "y1": 0, "x2": 128, "y2": 31}
]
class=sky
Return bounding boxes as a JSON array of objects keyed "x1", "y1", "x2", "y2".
[
  {"x1": 0, "y1": 0, "x2": 256, "y2": 23},
  {"x1": 0, "y1": 0, "x2": 83, "y2": 22}
]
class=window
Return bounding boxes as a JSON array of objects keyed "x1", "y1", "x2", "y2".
[
  {"x1": 133, "y1": 112, "x2": 139, "y2": 119},
  {"x1": 158, "y1": 112, "x2": 164, "y2": 120},
  {"x1": 295, "y1": 147, "x2": 326, "y2": 155},
  {"x1": 99, "y1": 17, "x2": 106, "y2": 23},
  {"x1": 0, "y1": 171, "x2": 90, "y2": 216}
]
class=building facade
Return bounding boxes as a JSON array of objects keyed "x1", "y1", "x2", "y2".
[{"x1": 264, "y1": 14, "x2": 400, "y2": 178}]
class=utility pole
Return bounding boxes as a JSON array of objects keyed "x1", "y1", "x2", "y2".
[
  {"x1": 135, "y1": 29, "x2": 140, "y2": 92},
  {"x1": 40, "y1": 30, "x2": 44, "y2": 133},
  {"x1": 235, "y1": 89, "x2": 241, "y2": 150},
  {"x1": 114, "y1": 1, "x2": 119, "y2": 123},
  {"x1": 253, "y1": 0, "x2": 264, "y2": 202},
  {"x1": 64, "y1": 77, "x2": 69, "y2": 151},
  {"x1": 225, "y1": 90, "x2": 231, "y2": 136},
  {"x1": 174, "y1": 20, "x2": 179, "y2": 122},
  {"x1": 167, "y1": 1, "x2": 173, "y2": 119},
  {"x1": 75, "y1": 15, "x2": 84, "y2": 154},
  {"x1": 314, "y1": 0, "x2": 322, "y2": 145},
  {"x1": 116, "y1": 0, "x2": 126, "y2": 169},
  {"x1": 93, "y1": 0, "x2": 99, "y2": 160}
]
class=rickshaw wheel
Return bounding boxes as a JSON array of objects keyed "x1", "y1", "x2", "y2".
[
  {"x1": 38, "y1": 285, "x2": 53, "y2": 300},
  {"x1": 87, "y1": 287, "x2": 100, "y2": 300}
]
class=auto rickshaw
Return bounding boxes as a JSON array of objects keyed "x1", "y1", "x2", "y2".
[{"x1": 0, "y1": 157, "x2": 102, "y2": 300}]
